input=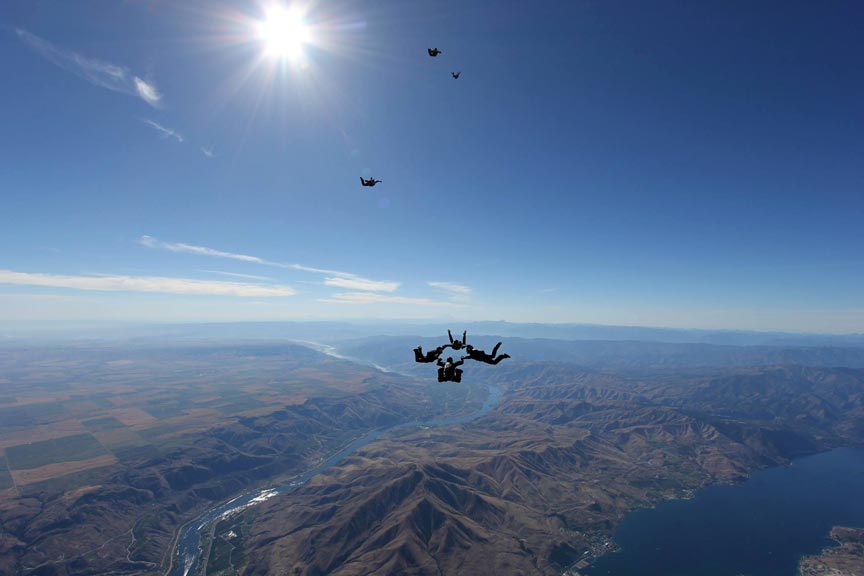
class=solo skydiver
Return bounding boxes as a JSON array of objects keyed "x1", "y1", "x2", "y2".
[
  {"x1": 413, "y1": 345, "x2": 447, "y2": 363},
  {"x1": 437, "y1": 356, "x2": 464, "y2": 382},
  {"x1": 448, "y1": 329, "x2": 467, "y2": 351},
  {"x1": 462, "y1": 342, "x2": 510, "y2": 365}
]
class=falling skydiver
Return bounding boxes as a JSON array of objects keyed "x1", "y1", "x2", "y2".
[
  {"x1": 437, "y1": 356, "x2": 464, "y2": 382},
  {"x1": 448, "y1": 329, "x2": 467, "y2": 351},
  {"x1": 462, "y1": 342, "x2": 510, "y2": 365},
  {"x1": 413, "y1": 345, "x2": 447, "y2": 363}
]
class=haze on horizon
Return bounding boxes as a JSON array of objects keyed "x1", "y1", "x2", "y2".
[{"x1": 1, "y1": 0, "x2": 862, "y2": 333}]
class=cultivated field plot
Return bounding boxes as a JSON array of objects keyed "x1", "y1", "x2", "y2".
[
  {"x1": 0, "y1": 342, "x2": 392, "y2": 494},
  {"x1": 0, "y1": 401, "x2": 66, "y2": 432},
  {"x1": 0, "y1": 457, "x2": 14, "y2": 490},
  {"x1": 81, "y1": 415, "x2": 127, "y2": 432},
  {"x1": 12, "y1": 455, "x2": 119, "y2": 486},
  {"x1": 5, "y1": 432, "x2": 109, "y2": 470}
]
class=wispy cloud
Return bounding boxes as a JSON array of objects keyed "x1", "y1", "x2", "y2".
[
  {"x1": 16, "y1": 28, "x2": 162, "y2": 108},
  {"x1": 0, "y1": 269, "x2": 295, "y2": 297},
  {"x1": 319, "y1": 292, "x2": 459, "y2": 306},
  {"x1": 200, "y1": 146, "x2": 215, "y2": 158},
  {"x1": 139, "y1": 235, "x2": 267, "y2": 264},
  {"x1": 133, "y1": 78, "x2": 161, "y2": 107},
  {"x1": 325, "y1": 276, "x2": 399, "y2": 292},
  {"x1": 198, "y1": 269, "x2": 274, "y2": 281},
  {"x1": 139, "y1": 235, "x2": 398, "y2": 292},
  {"x1": 428, "y1": 281, "x2": 472, "y2": 295},
  {"x1": 142, "y1": 119, "x2": 183, "y2": 143}
]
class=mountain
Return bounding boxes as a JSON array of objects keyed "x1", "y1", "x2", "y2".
[
  {"x1": 0, "y1": 343, "x2": 474, "y2": 576},
  {"x1": 241, "y1": 363, "x2": 864, "y2": 575},
  {"x1": 6, "y1": 320, "x2": 864, "y2": 349},
  {"x1": 336, "y1": 335, "x2": 864, "y2": 371}
]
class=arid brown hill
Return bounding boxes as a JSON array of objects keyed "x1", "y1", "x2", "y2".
[
  {"x1": 0, "y1": 344, "x2": 475, "y2": 576},
  {"x1": 241, "y1": 364, "x2": 864, "y2": 576}
]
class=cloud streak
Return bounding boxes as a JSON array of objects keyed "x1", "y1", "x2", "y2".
[
  {"x1": 324, "y1": 276, "x2": 400, "y2": 293},
  {"x1": 139, "y1": 235, "x2": 398, "y2": 292},
  {"x1": 198, "y1": 270, "x2": 274, "y2": 281},
  {"x1": 428, "y1": 281, "x2": 472, "y2": 295},
  {"x1": 142, "y1": 119, "x2": 183, "y2": 142},
  {"x1": 16, "y1": 28, "x2": 162, "y2": 107},
  {"x1": 319, "y1": 292, "x2": 459, "y2": 306},
  {"x1": 0, "y1": 269, "x2": 295, "y2": 297},
  {"x1": 139, "y1": 235, "x2": 267, "y2": 264}
]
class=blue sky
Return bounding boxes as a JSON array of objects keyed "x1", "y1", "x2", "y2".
[{"x1": 0, "y1": 0, "x2": 862, "y2": 331}]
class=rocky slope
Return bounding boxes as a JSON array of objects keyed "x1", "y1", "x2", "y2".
[
  {"x1": 799, "y1": 526, "x2": 864, "y2": 576},
  {"x1": 241, "y1": 364, "x2": 864, "y2": 575}
]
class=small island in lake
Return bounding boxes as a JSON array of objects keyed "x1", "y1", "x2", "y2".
[{"x1": 799, "y1": 526, "x2": 864, "y2": 576}]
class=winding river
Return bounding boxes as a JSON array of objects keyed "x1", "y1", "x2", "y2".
[{"x1": 166, "y1": 383, "x2": 501, "y2": 576}]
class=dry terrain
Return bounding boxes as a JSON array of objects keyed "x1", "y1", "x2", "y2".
[
  {"x1": 799, "y1": 527, "x2": 864, "y2": 576},
  {"x1": 2, "y1": 339, "x2": 863, "y2": 576},
  {"x1": 241, "y1": 363, "x2": 864, "y2": 575},
  {"x1": 0, "y1": 342, "x2": 473, "y2": 575}
]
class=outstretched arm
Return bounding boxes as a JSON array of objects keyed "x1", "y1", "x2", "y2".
[
  {"x1": 462, "y1": 330, "x2": 467, "y2": 344},
  {"x1": 448, "y1": 330, "x2": 454, "y2": 344}
]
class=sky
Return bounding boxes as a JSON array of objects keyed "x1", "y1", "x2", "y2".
[{"x1": 0, "y1": 0, "x2": 862, "y2": 332}]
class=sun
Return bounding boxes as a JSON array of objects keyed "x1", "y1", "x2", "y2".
[{"x1": 258, "y1": 5, "x2": 313, "y2": 62}]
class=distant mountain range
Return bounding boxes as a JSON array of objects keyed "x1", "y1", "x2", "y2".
[
  {"x1": 5, "y1": 320, "x2": 864, "y2": 348},
  {"x1": 243, "y1": 362, "x2": 864, "y2": 575},
  {"x1": 2, "y1": 330, "x2": 863, "y2": 575},
  {"x1": 337, "y1": 334, "x2": 864, "y2": 371}
]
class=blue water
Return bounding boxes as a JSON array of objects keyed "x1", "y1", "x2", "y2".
[{"x1": 585, "y1": 447, "x2": 864, "y2": 576}]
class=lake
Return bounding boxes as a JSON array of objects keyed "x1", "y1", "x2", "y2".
[{"x1": 584, "y1": 447, "x2": 864, "y2": 576}]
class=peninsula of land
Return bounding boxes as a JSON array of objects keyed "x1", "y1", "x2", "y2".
[{"x1": 799, "y1": 526, "x2": 864, "y2": 576}]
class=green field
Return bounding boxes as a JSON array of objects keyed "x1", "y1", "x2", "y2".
[
  {"x1": 0, "y1": 457, "x2": 14, "y2": 489},
  {"x1": 0, "y1": 402, "x2": 65, "y2": 431},
  {"x1": 19, "y1": 464, "x2": 114, "y2": 496},
  {"x1": 82, "y1": 416, "x2": 126, "y2": 432},
  {"x1": 5, "y1": 433, "x2": 108, "y2": 470},
  {"x1": 144, "y1": 402, "x2": 188, "y2": 419}
]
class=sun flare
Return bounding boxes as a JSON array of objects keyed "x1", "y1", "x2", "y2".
[{"x1": 258, "y1": 5, "x2": 312, "y2": 62}]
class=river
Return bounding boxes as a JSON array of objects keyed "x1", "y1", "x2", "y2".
[{"x1": 166, "y1": 383, "x2": 501, "y2": 576}]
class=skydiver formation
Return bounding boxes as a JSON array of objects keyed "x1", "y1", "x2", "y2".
[
  {"x1": 359, "y1": 47, "x2": 462, "y2": 187},
  {"x1": 353, "y1": 48, "x2": 502, "y2": 382},
  {"x1": 414, "y1": 330, "x2": 510, "y2": 382}
]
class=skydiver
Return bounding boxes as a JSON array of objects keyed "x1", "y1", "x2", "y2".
[
  {"x1": 448, "y1": 329, "x2": 467, "y2": 351},
  {"x1": 462, "y1": 342, "x2": 510, "y2": 365},
  {"x1": 452, "y1": 71, "x2": 461, "y2": 79},
  {"x1": 427, "y1": 48, "x2": 442, "y2": 57},
  {"x1": 360, "y1": 177, "x2": 382, "y2": 187},
  {"x1": 437, "y1": 356, "x2": 464, "y2": 383},
  {"x1": 413, "y1": 345, "x2": 446, "y2": 363}
]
